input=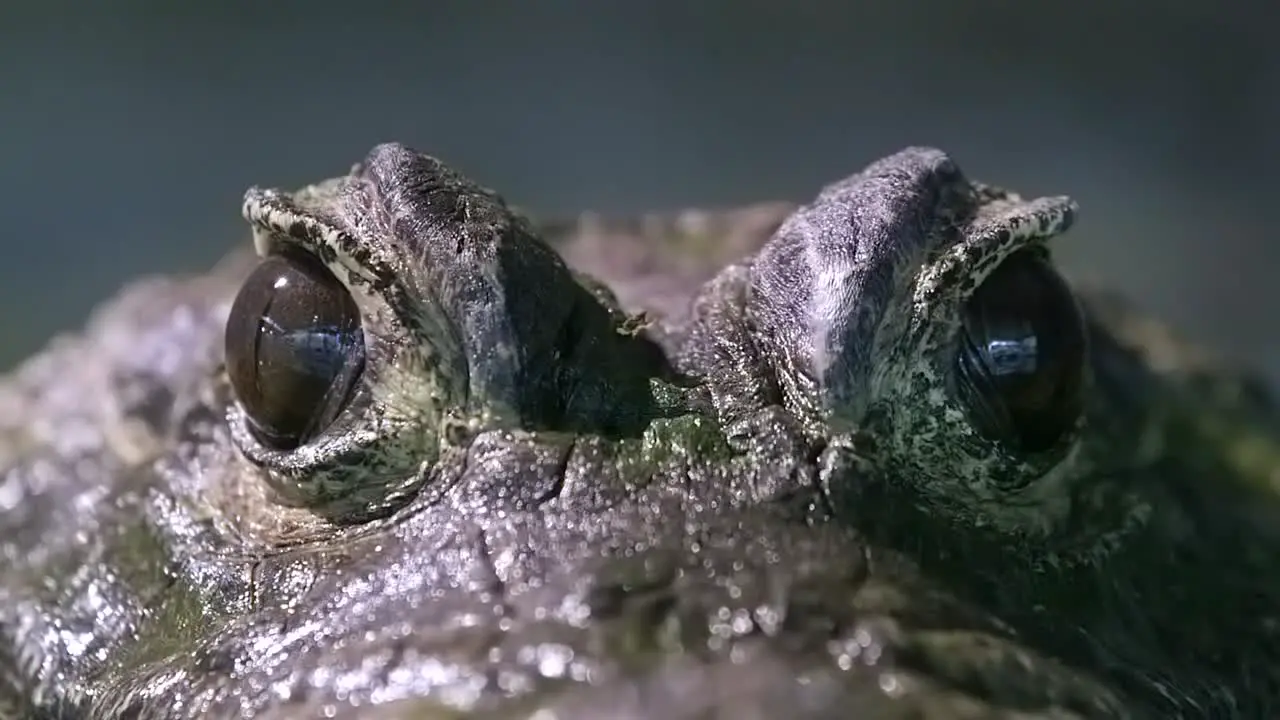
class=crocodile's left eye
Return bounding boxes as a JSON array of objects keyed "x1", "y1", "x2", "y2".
[
  {"x1": 954, "y1": 249, "x2": 1086, "y2": 453},
  {"x1": 224, "y1": 252, "x2": 366, "y2": 450}
]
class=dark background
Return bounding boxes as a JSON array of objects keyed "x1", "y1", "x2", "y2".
[{"x1": 2, "y1": 2, "x2": 1276, "y2": 384}]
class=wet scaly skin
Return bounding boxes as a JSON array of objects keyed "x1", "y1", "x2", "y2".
[{"x1": 1, "y1": 144, "x2": 1278, "y2": 718}]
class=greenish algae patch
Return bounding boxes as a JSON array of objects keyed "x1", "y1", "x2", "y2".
[
  {"x1": 640, "y1": 414, "x2": 732, "y2": 466},
  {"x1": 96, "y1": 521, "x2": 215, "y2": 678},
  {"x1": 1163, "y1": 375, "x2": 1280, "y2": 499},
  {"x1": 108, "y1": 520, "x2": 170, "y2": 604},
  {"x1": 603, "y1": 412, "x2": 735, "y2": 489}
]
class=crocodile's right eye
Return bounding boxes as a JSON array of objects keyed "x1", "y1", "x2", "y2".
[
  {"x1": 954, "y1": 249, "x2": 1086, "y2": 454},
  {"x1": 224, "y1": 253, "x2": 366, "y2": 450}
]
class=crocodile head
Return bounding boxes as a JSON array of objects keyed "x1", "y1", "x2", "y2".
[{"x1": 2, "y1": 144, "x2": 1278, "y2": 718}]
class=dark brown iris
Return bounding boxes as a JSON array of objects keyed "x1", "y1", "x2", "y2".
[
  {"x1": 224, "y1": 252, "x2": 365, "y2": 449},
  {"x1": 955, "y1": 249, "x2": 1086, "y2": 453}
]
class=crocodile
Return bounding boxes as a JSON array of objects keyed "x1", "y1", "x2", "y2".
[{"x1": 1, "y1": 143, "x2": 1279, "y2": 719}]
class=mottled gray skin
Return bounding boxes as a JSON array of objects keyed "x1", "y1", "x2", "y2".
[{"x1": 2, "y1": 144, "x2": 1279, "y2": 719}]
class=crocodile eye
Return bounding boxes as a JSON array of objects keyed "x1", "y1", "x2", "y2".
[
  {"x1": 224, "y1": 253, "x2": 366, "y2": 450},
  {"x1": 954, "y1": 249, "x2": 1086, "y2": 453}
]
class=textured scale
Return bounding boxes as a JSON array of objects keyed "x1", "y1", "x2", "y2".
[{"x1": 0, "y1": 144, "x2": 1278, "y2": 719}]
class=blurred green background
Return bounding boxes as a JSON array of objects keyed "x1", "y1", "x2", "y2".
[{"x1": 1, "y1": 1, "x2": 1275, "y2": 384}]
